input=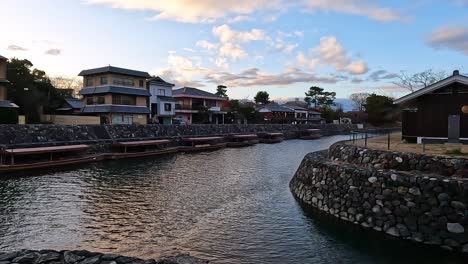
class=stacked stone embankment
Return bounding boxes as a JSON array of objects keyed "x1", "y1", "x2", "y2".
[
  {"x1": 0, "y1": 124, "x2": 354, "y2": 148},
  {"x1": 0, "y1": 249, "x2": 207, "y2": 264},
  {"x1": 290, "y1": 142, "x2": 468, "y2": 253}
]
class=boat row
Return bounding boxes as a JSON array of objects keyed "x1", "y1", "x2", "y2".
[{"x1": 0, "y1": 130, "x2": 322, "y2": 173}]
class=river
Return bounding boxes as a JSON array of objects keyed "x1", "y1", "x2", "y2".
[{"x1": 0, "y1": 136, "x2": 465, "y2": 263}]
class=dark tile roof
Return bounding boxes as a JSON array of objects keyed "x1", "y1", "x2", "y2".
[
  {"x1": 0, "y1": 55, "x2": 7, "y2": 60},
  {"x1": 0, "y1": 100, "x2": 19, "y2": 108},
  {"x1": 260, "y1": 103, "x2": 295, "y2": 113},
  {"x1": 79, "y1": 86, "x2": 151, "y2": 97},
  {"x1": 307, "y1": 110, "x2": 321, "y2": 115},
  {"x1": 148, "y1": 76, "x2": 174, "y2": 87},
  {"x1": 173, "y1": 87, "x2": 225, "y2": 99},
  {"x1": 78, "y1": 66, "x2": 151, "y2": 78},
  {"x1": 282, "y1": 104, "x2": 308, "y2": 111},
  {"x1": 157, "y1": 96, "x2": 176, "y2": 102},
  {"x1": 81, "y1": 105, "x2": 150, "y2": 114},
  {"x1": 65, "y1": 98, "x2": 84, "y2": 109}
]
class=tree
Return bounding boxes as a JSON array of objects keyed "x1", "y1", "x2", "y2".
[
  {"x1": 7, "y1": 58, "x2": 65, "y2": 123},
  {"x1": 215, "y1": 85, "x2": 228, "y2": 97},
  {"x1": 254, "y1": 91, "x2": 270, "y2": 104},
  {"x1": 50, "y1": 75, "x2": 83, "y2": 97},
  {"x1": 393, "y1": 69, "x2": 446, "y2": 93},
  {"x1": 304, "y1": 86, "x2": 336, "y2": 108},
  {"x1": 349, "y1": 93, "x2": 370, "y2": 111},
  {"x1": 364, "y1": 94, "x2": 397, "y2": 125}
]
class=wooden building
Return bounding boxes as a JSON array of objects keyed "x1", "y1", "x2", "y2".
[{"x1": 394, "y1": 70, "x2": 468, "y2": 144}]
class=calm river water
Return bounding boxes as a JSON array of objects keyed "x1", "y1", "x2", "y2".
[{"x1": 0, "y1": 136, "x2": 466, "y2": 263}]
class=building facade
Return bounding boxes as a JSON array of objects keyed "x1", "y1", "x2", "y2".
[
  {"x1": 173, "y1": 87, "x2": 228, "y2": 124},
  {"x1": 78, "y1": 66, "x2": 151, "y2": 125},
  {"x1": 282, "y1": 104, "x2": 309, "y2": 124},
  {"x1": 148, "y1": 77, "x2": 175, "y2": 124},
  {"x1": 257, "y1": 103, "x2": 295, "y2": 123},
  {"x1": 0, "y1": 55, "x2": 18, "y2": 110},
  {"x1": 395, "y1": 70, "x2": 468, "y2": 144}
]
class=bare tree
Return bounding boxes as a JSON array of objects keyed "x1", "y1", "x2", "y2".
[
  {"x1": 393, "y1": 69, "x2": 446, "y2": 93},
  {"x1": 349, "y1": 93, "x2": 370, "y2": 111},
  {"x1": 50, "y1": 75, "x2": 83, "y2": 97}
]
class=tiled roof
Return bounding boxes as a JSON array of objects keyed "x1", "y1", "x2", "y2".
[
  {"x1": 173, "y1": 87, "x2": 225, "y2": 99},
  {"x1": 148, "y1": 76, "x2": 174, "y2": 87},
  {"x1": 78, "y1": 66, "x2": 151, "y2": 78},
  {"x1": 65, "y1": 98, "x2": 84, "y2": 109},
  {"x1": 282, "y1": 104, "x2": 308, "y2": 111},
  {"x1": 81, "y1": 105, "x2": 150, "y2": 114},
  {"x1": 0, "y1": 55, "x2": 7, "y2": 60},
  {"x1": 259, "y1": 103, "x2": 295, "y2": 113},
  {"x1": 79, "y1": 86, "x2": 151, "y2": 97},
  {"x1": 0, "y1": 100, "x2": 19, "y2": 108},
  {"x1": 158, "y1": 96, "x2": 176, "y2": 102},
  {"x1": 308, "y1": 110, "x2": 321, "y2": 115}
]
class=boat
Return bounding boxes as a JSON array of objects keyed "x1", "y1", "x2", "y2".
[
  {"x1": 257, "y1": 132, "x2": 284, "y2": 144},
  {"x1": 107, "y1": 139, "x2": 178, "y2": 160},
  {"x1": 179, "y1": 136, "x2": 227, "y2": 152},
  {"x1": 225, "y1": 134, "x2": 259, "y2": 147},
  {"x1": 0, "y1": 144, "x2": 101, "y2": 173},
  {"x1": 300, "y1": 129, "x2": 322, "y2": 140}
]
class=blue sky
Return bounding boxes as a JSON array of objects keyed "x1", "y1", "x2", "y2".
[{"x1": 0, "y1": 0, "x2": 467, "y2": 101}]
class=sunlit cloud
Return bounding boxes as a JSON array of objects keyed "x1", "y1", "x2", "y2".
[
  {"x1": 45, "y1": 49, "x2": 62, "y2": 56},
  {"x1": 427, "y1": 25, "x2": 468, "y2": 55},
  {"x1": 7, "y1": 45, "x2": 28, "y2": 51}
]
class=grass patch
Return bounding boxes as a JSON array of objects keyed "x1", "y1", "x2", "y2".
[{"x1": 445, "y1": 148, "x2": 468, "y2": 156}]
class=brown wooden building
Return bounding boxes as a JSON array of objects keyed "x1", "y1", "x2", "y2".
[{"x1": 394, "y1": 70, "x2": 468, "y2": 144}]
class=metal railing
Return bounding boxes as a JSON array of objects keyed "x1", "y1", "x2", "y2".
[{"x1": 349, "y1": 128, "x2": 401, "y2": 149}]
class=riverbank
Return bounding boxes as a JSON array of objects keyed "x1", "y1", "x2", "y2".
[
  {"x1": 290, "y1": 142, "x2": 468, "y2": 254},
  {"x1": 0, "y1": 250, "x2": 207, "y2": 264},
  {"x1": 0, "y1": 124, "x2": 354, "y2": 148}
]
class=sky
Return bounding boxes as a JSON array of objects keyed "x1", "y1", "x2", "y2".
[{"x1": 0, "y1": 0, "x2": 467, "y2": 101}]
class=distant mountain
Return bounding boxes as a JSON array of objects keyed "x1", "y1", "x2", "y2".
[{"x1": 334, "y1": 98, "x2": 354, "y2": 112}]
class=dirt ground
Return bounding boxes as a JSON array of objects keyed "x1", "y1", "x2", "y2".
[{"x1": 346, "y1": 132, "x2": 468, "y2": 157}]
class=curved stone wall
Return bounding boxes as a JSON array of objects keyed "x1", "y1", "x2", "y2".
[
  {"x1": 329, "y1": 142, "x2": 468, "y2": 178},
  {"x1": 290, "y1": 150, "x2": 468, "y2": 253}
]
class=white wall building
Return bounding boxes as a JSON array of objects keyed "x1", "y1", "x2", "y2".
[{"x1": 148, "y1": 77, "x2": 175, "y2": 124}]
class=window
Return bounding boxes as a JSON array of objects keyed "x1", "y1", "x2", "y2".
[
  {"x1": 112, "y1": 95, "x2": 136, "y2": 105},
  {"x1": 85, "y1": 78, "x2": 93, "y2": 87},
  {"x1": 158, "y1": 89, "x2": 166, "y2": 96},
  {"x1": 100, "y1": 77, "x2": 108, "y2": 85},
  {"x1": 139, "y1": 80, "x2": 144, "y2": 87},
  {"x1": 113, "y1": 78, "x2": 134, "y2": 87},
  {"x1": 86, "y1": 96, "x2": 105, "y2": 105},
  {"x1": 164, "y1": 103, "x2": 172, "y2": 112},
  {"x1": 112, "y1": 114, "x2": 133, "y2": 125}
]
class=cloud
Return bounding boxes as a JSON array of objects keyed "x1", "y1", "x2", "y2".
[
  {"x1": 227, "y1": 15, "x2": 254, "y2": 24},
  {"x1": 45, "y1": 49, "x2": 61, "y2": 55},
  {"x1": 196, "y1": 40, "x2": 218, "y2": 52},
  {"x1": 7, "y1": 45, "x2": 27, "y2": 51},
  {"x1": 297, "y1": 36, "x2": 368, "y2": 75},
  {"x1": 303, "y1": 0, "x2": 406, "y2": 22},
  {"x1": 427, "y1": 26, "x2": 468, "y2": 55},
  {"x1": 367, "y1": 70, "x2": 398, "y2": 82},
  {"x1": 211, "y1": 24, "x2": 266, "y2": 59},
  {"x1": 204, "y1": 67, "x2": 344, "y2": 87},
  {"x1": 85, "y1": 0, "x2": 282, "y2": 23}
]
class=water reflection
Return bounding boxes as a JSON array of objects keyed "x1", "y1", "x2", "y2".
[{"x1": 0, "y1": 136, "x2": 466, "y2": 263}]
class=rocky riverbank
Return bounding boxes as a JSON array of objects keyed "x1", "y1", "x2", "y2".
[
  {"x1": 290, "y1": 143, "x2": 468, "y2": 254},
  {"x1": 0, "y1": 250, "x2": 208, "y2": 264}
]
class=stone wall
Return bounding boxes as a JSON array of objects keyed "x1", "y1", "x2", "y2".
[
  {"x1": 0, "y1": 123, "x2": 354, "y2": 147},
  {"x1": 290, "y1": 148, "x2": 468, "y2": 254},
  {"x1": 0, "y1": 249, "x2": 207, "y2": 264},
  {"x1": 329, "y1": 142, "x2": 468, "y2": 178}
]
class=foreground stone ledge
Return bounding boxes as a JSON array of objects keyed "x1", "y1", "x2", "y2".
[
  {"x1": 0, "y1": 250, "x2": 208, "y2": 264},
  {"x1": 290, "y1": 149, "x2": 468, "y2": 254}
]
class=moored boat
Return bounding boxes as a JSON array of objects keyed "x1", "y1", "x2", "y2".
[
  {"x1": 0, "y1": 144, "x2": 101, "y2": 173},
  {"x1": 225, "y1": 134, "x2": 259, "y2": 147},
  {"x1": 257, "y1": 132, "x2": 284, "y2": 144},
  {"x1": 107, "y1": 139, "x2": 178, "y2": 160},
  {"x1": 300, "y1": 129, "x2": 322, "y2": 140},
  {"x1": 179, "y1": 136, "x2": 227, "y2": 152}
]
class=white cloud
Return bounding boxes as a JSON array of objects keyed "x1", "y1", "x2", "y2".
[
  {"x1": 7, "y1": 45, "x2": 28, "y2": 51},
  {"x1": 218, "y1": 43, "x2": 247, "y2": 60},
  {"x1": 212, "y1": 24, "x2": 266, "y2": 43},
  {"x1": 427, "y1": 26, "x2": 468, "y2": 55},
  {"x1": 45, "y1": 48, "x2": 62, "y2": 56},
  {"x1": 227, "y1": 15, "x2": 255, "y2": 24},
  {"x1": 196, "y1": 40, "x2": 218, "y2": 52},
  {"x1": 297, "y1": 36, "x2": 368, "y2": 75},
  {"x1": 85, "y1": 0, "x2": 282, "y2": 23},
  {"x1": 303, "y1": 0, "x2": 406, "y2": 22}
]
